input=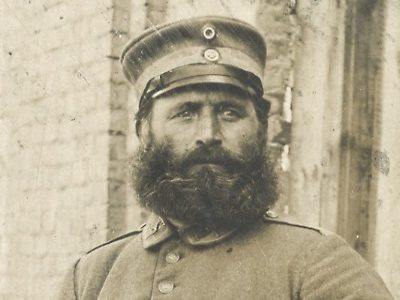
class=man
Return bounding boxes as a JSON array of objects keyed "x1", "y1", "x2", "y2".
[{"x1": 58, "y1": 16, "x2": 393, "y2": 299}]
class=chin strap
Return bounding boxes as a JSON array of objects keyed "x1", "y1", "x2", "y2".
[{"x1": 139, "y1": 64, "x2": 264, "y2": 107}]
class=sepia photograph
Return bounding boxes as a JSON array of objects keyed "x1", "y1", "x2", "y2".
[{"x1": 1, "y1": 0, "x2": 399, "y2": 299}]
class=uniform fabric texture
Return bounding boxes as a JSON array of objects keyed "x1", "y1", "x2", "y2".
[{"x1": 57, "y1": 216, "x2": 394, "y2": 300}]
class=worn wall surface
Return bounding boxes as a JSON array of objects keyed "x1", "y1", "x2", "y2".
[
  {"x1": 373, "y1": 1, "x2": 400, "y2": 298},
  {"x1": 1, "y1": 0, "x2": 117, "y2": 298},
  {"x1": 289, "y1": 0, "x2": 345, "y2": 229}
]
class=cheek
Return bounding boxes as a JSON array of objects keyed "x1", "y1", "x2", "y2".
[
  {"x1": 220, "y1": 121, "x2": 260, "y2": 152},
  {"x1": 151, "y1": 122, "x2": 196, "y2": 156}
]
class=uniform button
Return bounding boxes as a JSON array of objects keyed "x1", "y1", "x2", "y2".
[
  {"x1": 265, "y1": 209, "x2": 279, "y2": 218},
  {"x1": 158, "y1": 281, "x2": 174, "y2": 294},
  {"x1": 166, "y1": 252, "x2": 180, "y2": 264}
]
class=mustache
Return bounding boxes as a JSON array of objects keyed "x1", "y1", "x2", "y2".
[{"x1": 178, "y1": 145, "x2": 248, "y2": 172}]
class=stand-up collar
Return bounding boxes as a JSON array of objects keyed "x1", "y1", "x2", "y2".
[{"x1": 141, "y1": 214, "x2": 237, "y2": 249}]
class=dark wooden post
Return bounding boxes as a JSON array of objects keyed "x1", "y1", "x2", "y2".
[{"x1": 338, "y1": 0, "x2": 385, "y2": 260}]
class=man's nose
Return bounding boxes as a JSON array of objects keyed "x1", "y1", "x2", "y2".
[{"x1": 195, "y1": 111, "x2": 222, "y2": 146}]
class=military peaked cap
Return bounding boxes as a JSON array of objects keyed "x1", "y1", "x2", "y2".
[{"x1": 120, "y1": 16, "x2": 267, "y2": 107}]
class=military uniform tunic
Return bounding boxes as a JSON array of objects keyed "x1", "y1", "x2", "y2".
[{"x1": 58, "y1": 214, "x2": 393, "y2": 299}]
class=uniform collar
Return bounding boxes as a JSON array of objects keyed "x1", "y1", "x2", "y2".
[
  {"x1": 141, "y1": 213, "x2": 237, "y2": 249},
  {"x1": 141, "y1": 214, "x2": 174, "y2": 249}
]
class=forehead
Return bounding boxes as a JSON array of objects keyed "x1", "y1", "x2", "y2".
[{"x1": 151, "y1": 84, "x2": 255, "y2": 108}]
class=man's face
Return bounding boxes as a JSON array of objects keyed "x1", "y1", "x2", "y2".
[
  {"x1": 132, "y1": 84, "x2": 277, "y2": 228},
  {"x1": 148, "y1": 85, "x2": 261, "y2": 164}
]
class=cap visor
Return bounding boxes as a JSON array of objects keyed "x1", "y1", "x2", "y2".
[{"x1": 151, "y1": 75, "x2": 257, "y2": 99}]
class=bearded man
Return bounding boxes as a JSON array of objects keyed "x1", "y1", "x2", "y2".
[{"x1": 58, "y1": 16, "x2": 393, "y2": 299}]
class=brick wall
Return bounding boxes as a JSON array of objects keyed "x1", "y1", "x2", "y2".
[
  {"x1": 0, "y1": 1, "x2": 295, "y2": 299},
  {"x1": 1, "y1": 1, "x2": 117, "y2": 298}
]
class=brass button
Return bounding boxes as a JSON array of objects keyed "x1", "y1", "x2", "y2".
[
  {"x1": 166, "y1": 252, "x2": 180, "y2": 264},
  {"x1": 204, "y1": 48, "x2": 220, "y2": 62},
  {"x1": 158, "y1": 281, "x2": 174, "y2": 294},
  {"x1": 265, "y1": 209, "x2": 279, "y2": 218}
]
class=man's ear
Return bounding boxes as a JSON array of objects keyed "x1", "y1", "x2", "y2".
[
  {"x1": 261, "y1": 97, "x2": 271, "y2": 115},
  {"x1": 136, "y1": 118, "x2": 151, "y2": 146}
]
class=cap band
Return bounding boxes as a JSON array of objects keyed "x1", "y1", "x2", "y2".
[{"x1": 139, "y1": 64, "x2": 264, "y2": 107}]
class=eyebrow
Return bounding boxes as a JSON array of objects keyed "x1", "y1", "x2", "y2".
[
  {"x1": 168, "y1": 98, "x2": 248, "y2": 117},
  {"x1": 176, "y1": 101, "x2": 203, "y2": 111},
  {"x1": 214, "y1": 100, "x2": 246, "y2": 109},
  {"x1": 178, "y1": 99, "x2": 245, "y2": 109}
]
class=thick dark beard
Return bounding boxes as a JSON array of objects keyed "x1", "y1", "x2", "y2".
[{"x1": 131, "y1": 142, "x2": 278, "y2": 229}]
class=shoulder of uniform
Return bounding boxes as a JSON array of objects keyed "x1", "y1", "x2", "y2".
[
  {"x1": 86, "y1": 224, "x2": 145, "y2": 255},
  {"x1": 262, "y1": 210, "x2": 328, "y2": 236}
]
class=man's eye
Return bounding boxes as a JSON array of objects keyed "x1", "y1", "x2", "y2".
[
  {"x1": 173, "y1": 110, "x2": 194, "y2": 119},
  {"x1": 220, "y1": 108, "x2": 241, "y2": 121}
]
